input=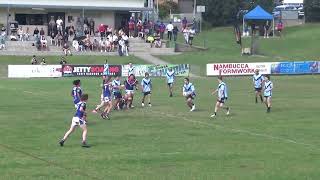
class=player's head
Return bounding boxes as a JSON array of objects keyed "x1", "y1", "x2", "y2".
[
  {"x1": 73, "y1": 79, "x2": 81, "y2": 86},
  {"x1": 169, "y1": 68, "x2": 173, "y2": 71},
  {"x1": 129, "y1": 62, "x2": 132, "y2": 67},
  {"x1": 265, "y1": 75, "x2": 270, "y2": 80},
  {"x1": 217, "y1": 76, "x2": 223, "y2": 82},
  {"x1": 80, "y1": 94, "x2": 88, "y2": 101},
  {"x1": 184, "y1": 77, "x2": 189, "y2": 84},
  {"x1": 115, "y1": 75, "x2": 120, "y2": 80},
  {"x1": 255, "y1": 69, "x2": 259, "y2": 75},
  {"x1": 145, "y1": 72, "x2": 149, "y2": 78},
  {"x1": 128, "y1": 74, "x2": 135, "y2": 80},
  {"x1": 104, "y1": 75, "x2": 111, "y2": 82}
]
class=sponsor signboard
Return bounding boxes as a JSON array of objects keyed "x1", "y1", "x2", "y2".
[
  {"x1": 206, "y1": 63, "x2": 271, "y2": 76},
  {"x1": 8, "y1": 65, "x2": 62, "y2": 78},
  {"x1": 122, "y1": 64, "x2": 190, "y2": 77},
  {"x1": 62, "y1": 64, "x2": 122, "y2": 77},
  {"x1": 271, "y1": 61, "x2": 319, "y2": 74}
]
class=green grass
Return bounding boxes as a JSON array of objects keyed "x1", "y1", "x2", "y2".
[
  {"x1": 1, "y1": 75, "x2": 320, "y2": 179},
  {"x1": 160, "y1": 23, "x2": 320, "y2": 76}
]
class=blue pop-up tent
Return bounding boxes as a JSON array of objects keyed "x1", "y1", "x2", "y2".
[{"x1": 243, "y1": 5, "x2": 275, "y2": 36}]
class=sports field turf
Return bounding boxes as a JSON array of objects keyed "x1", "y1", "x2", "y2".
[
  {"x1": 1, "y1": 24, "x2": 320, "y2": 179},
  {"x1": 1, "y1": 75, "x2": 320, "y2": 180}
]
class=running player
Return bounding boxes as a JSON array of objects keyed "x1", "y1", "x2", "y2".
[
  {"x1": 166, "y1": 68, "x2": 175, "y2": 97},
  {"x1": 100, "y1": 76, "x2": 113, "y2": 119},
  {"x1": 182, "y1": 77, "x2": 196, "y2": 111},
  {"x1": 263, "y1": 75, "x2": 273, "y2": 113},
  {"x1": 112, "y1": 75, "x2": 123, "y2": 110},
  {"x1": 128, "y1": 62, "x2": 135, "y2": 76},
  {"x1": 253, "y1": 69, "x2": 264, "y2": 103},
  {"x1": 59, "y1": 94, "x2": 90, "y2": 148},
  {"x1": 141, "y1": 72, "x2": 152, "y2": 107},
  {"x1": 211, "y1": 76, "x2": 230, "y2": 118},
  {"x1": 124, "y1": 74, "x2": 138, "y2": 109},
  {"x1": 71, "y1": 79, "x2": 82, "y2": 108},
  {"x1": 92, "y1": 75, "x2": 107, "y2": 113}
]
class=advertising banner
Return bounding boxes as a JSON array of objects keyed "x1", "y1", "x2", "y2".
[
  {"x1": 62, "y1": 64, "x2": 122, "y2": 77},
  {"x1": 122, "y1": 64, "x2": 190, "y2": 77},
  {"x1": 8, "y1": 65, "x2": 62, "y2": 78},
  {"x1": 206, "y1": 63, "x2": 271, "y2": 76},
  {"x1": 271, "y1": 61, "x2": 319, "y2": 74}
]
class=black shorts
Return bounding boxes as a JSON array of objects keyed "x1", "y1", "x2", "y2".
[
  {"x1": 167, "y1": 83, "x2": 173, "y2": 87},
  {"x1": 255, "y1": 88, "x2": 262, "y2": 92},
  {"x1": 217, "y1": 97, "x2": 227, "y2": 103},
  {"x1": 186, "y1": 94, "x2": 195, "y2": 100},
  {"x1": 143, "y1": 91, "x2": 151, "y2": 96},
  {"x1": 113, "y1": 92, "x2": 122, "y2": 99}
]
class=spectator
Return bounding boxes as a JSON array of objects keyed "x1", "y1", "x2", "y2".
[
  {"x1": 0, "y1": 27, "x2": 6, "y2": 50},
  {"x1": 154, "y1": 20, "x2": 160, "y2": 34},
  {"x1": 33, "y1": 27, "x2": 39, "y2": 37},
  {"x1": 56, "y1": 16, "x2": 63, "y2": 32},
  {"x1": 154, "y1": 33, "x2": 162, "y2": 48},
  {"x1": 188, "y1": 27, "x2": 196, "y2": 46},
  {"x1": 18, "y1": 27, "x2": 24, "y2": 41},
  {"x1": 173, "y1": 26, "x2": 178, "y2": 41},
  {"x1": 72, "y1": 38, "x2": 79, "y2": 51},
  {"x1": 143, "y1": 19, "x2": 150, "y2": 36},
  {"x1": 183, "y1": 28, "x2": 189, "y2": 44},
  {"x1": 31, "y1": 55, "x2": 38, "y2": 64},
  {"x1": 40, "y1": 36, "x2": 48, "y2": 50},
  {"x1": 40, "y1": 28, "x2": 45, "y2": 36},
  {"x1": 277, "y1": 21, "x2": 283, "y2": 37},
  {"x1": 137, "y1": 19, "x2": 143, "y2": 38},
  {"x1": 84, "y1": 17, "x2": 89, "y2": 28},
  {"x1": 264, "y1": 21, "x2": 270, "y2": 38},
  {"x1": 60, "y1": 57, "x2": 67, "y2": 65},
  {"x1": 84, "y1": 27, "x2": 89, "y2": 35},
  {"x1": 166, "y1": 22, "x2": 174, "y2": 41},
  {"x1": 25, "y1": 27, "x2": 30, "y2": 41},
  {"x1": 146, "y1": 34, "x2": 155, "y2": 47},
  {"x1": 57, "y1": 32, "x2": 63, "y2": 47},
  {"x1": 40, "y1": 58, "x2": 47, "y2": 65},
  {"x1": 91, "y1": 38, "x2": 99, "y2": 51},
  {"x1": 35, "y1": 35, "x2": 41, "y2": 50},
  {"x1": 89, "y1": 18, "x2": 95, "y2": 36},
  {"x1": 128, "y1": 17, "x2": 135, "y2": 38},
  {"x1": 106, "y1": 26, "x2": 112, "y2": 37},
  {"x1": 159, "y1": 22, "x2": 165, "y2": 39},
  {"x1": 63, "y1": 43, "x2": 72, "y2": 56},
  {"x1": 99, "y1": 38, "x2": 106, "y2": 52},
  {"x1": 182, "y1": 17, "x2": 188, "y2": 29},
  {"x1": 118, "y1": 38, "x2": 125, "y2": 56},
  {"x1": 99, "y1": 24, "x2": 106, "y2": 37}
]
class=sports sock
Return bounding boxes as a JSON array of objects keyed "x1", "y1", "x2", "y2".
[
  {"x1": 255, "y1": 97, "x2": 258, "y2": 103},
  {"x1": 260, "y1": 95, "x2": 263, "y2": 102}
]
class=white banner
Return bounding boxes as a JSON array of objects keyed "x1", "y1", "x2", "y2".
[
  {"x1": 8, "y1": 65, "x2": 62, "y2": 78},
  {"x1": 206, "y1": 63, "x2": 272, "y2": 76}
]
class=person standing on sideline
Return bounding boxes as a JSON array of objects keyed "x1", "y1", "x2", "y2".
[
  {"x1": 253, "y1": 69, "x2": 264, "y2": 103},
  {"x1": 188, "y1": 27, "x2": 196, "y2": 46},
  {"x1": 141, "y1": 72, "x2": 152, "y2": 107},
  {"x1": 182, "y1": 17, "x2": 188, "y2": 29},
  {"x1": 166, "y1": 68, "x2": 175, "y2": 97},
  {"x1": 263, "y1": 75, "x2": 273, "y2": 113},
  {"x1": 211, "y1": 76, "x2": 230, "y2": 118},
  {"x1": 173, "y1": 26, "x2": 178, "y2": 41},
  {"x1": 159, "y1": 22, "x2": 166, "y2": 39},
  {"x1": 182, "y1": 78, "x2": 196, "y2": 112},
  {"x1": 166, "y1": 22, "x2": 174, "y2": 41}
]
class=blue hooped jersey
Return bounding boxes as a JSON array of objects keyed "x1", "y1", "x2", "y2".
[
  {"x1": 253, "y1": 74, "x2": 264, "y2": 88},
  {"x1": 74, "y1": 102, "x2": 86, "y2": 118},
  {"x1": 264, "y1": 80, "x2": 273, "y2": 97},
  {"x1": 103, "y1": 83, "x2": 112, "y2": 97},
  {"x1": 183, "y1": 83, "x2": 196, "y2": 96},
  {"x1": 166, "y1": 70, "x2": 175, "y2": 83},
  {"x1": 72, "y1": 86, "x2": 82, "y2": 104},
  {"x1": 218, "y1": 82, "x2": 228, "y2": 99},
  {"x1": 125, "y1": 79, "x2": 137, "y2": 90},
  {"x1": 141, "y1": 78, "x2": 152, "y2": 92},
  {"x1": 112, "y1": 80, "x2": 121, "y2": 93}
]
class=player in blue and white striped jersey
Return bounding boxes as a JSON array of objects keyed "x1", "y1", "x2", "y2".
[
  {"x1": 253, "y1": 69, "x2": 265, "y2": 103},
  {"x1": 182, "y1": 78, "x2": 196, "y2": 112},
  {"x1": 112, "y1": 75, "x2": 123, "y2": 110},
  {"x1": 71, "y1": 79, "x2": 82, "y2": 108},
  {"x1": 211, "y1": 76, "x2": 230, "y2": 118},
  {"x1": 263, "y1": 75, "x2": 273, "y2": 113},
  {"x1": 166, "y1": 68, "x2": 175, "y2": 97},
  {"x1": 59, "y1": 94, "x2": 90, "y2": 148},
  {"x1": 141, "y1": 72, "x2": 152, "y2": 107}
]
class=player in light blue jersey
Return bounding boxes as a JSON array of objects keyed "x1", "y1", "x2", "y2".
[
  {"x1": 128, "y1": 62, "x2": 135, "y2": 76},
  {"x1": 112, "y1": 75, "x2": 123, "y2": 110},
  {"x1": 166, "y1": 68, "x2": 175, "y2": 97},
  {"x1": 211, "y1": 76, "x2": 230, "y2": 118},
  {"x1": 263, "y1": 75, "x2": 273, "y2": 113},
  {"x1": 182, "y1": 77, "x2": 196, "y2": 111},
  {"x1": 71, "y1": 79, "x2": 82, "y2": 108},
  {"x1": 59, "y1": 94, "x2": 90, "y2": 148},
  {"x1": 141, "y1": 72, "x2": 152, "y2": 107},
  {"x1": 253, "y1": 69, "x2": 264, "y2": 103}
]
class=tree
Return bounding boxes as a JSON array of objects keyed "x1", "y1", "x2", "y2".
[
  {"x1": 305, "y1": 0, "x2": 320, "y2": 22},
  {"x1": 158, "y1": 1, "x2": 179, "y2": 20}
]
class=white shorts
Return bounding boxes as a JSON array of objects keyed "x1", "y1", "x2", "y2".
[
  {"x1": 125, "y1": 90, "x2": 135, "y2": 95},
  {"x1": 74, "y1": 104, "x2": 78, "y2": 109},
  {"x1": 103, "y1": 96, "x2": 112, "y2": 102},
  {"x1": 71, "y1": 117, "x2": 86, "y2": 127}
]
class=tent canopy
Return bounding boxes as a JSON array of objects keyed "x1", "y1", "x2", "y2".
[{"x1": 244, "y1": 5, "x2": 273, "y2": 20}]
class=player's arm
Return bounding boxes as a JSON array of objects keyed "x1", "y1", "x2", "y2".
[{"x1": 212, "y1": 88, "x2": 218, "y2": 95}]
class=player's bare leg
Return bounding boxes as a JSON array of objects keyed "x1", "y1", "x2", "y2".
[{"x1": 59, "y1": 125, "x2": 76, "y2": 146}]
